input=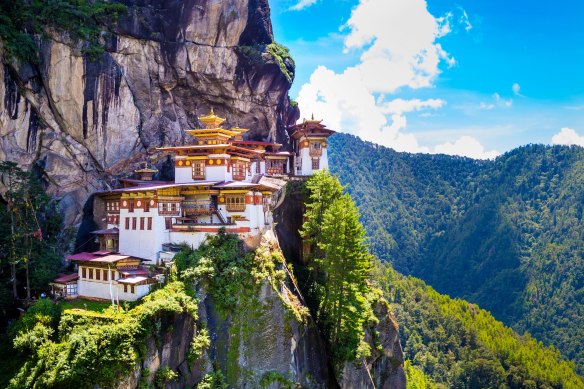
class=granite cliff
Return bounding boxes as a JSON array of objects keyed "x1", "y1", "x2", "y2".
[{"x1": 0, "y1": 0, "x2": 299, "y2": 226}]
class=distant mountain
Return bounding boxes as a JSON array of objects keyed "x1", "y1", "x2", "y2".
[{"x1": 329, "y1": 132, "x2": 584, "y2": 373}]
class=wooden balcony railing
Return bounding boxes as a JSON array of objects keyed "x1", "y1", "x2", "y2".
[{"x1": 182, "y1": 201, "x2": 216, "y2": 215}]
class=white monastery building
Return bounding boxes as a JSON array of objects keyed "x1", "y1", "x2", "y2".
[{"x1": 52, "y1": 110, "x2": 334, "y2": 301}]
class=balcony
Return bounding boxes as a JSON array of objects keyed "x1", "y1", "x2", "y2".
[{"x1": 182, "y1": 201, "x2": 216, "y2": 215}]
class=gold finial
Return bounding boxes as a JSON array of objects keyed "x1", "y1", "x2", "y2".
[
  {"x1": 311, "y1": 113, "x2": 315, "y2": 120},
  {"x1": 210, "y1": 106, "x2": 215, "y2": 116}
]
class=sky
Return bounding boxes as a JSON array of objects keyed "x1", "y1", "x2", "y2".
[{"x1": 270, "y1": 0, "x2": 584, "y2": 159}]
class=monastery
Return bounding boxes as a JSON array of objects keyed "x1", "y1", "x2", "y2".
[{"x1": 50, "y1": 110, "x2": 334, "y2": 302}]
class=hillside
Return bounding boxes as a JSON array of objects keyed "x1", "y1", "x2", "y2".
[
  {"x1": 373, "y1": 261, "x2": 582, "y2": 388},
  {"x1": 329, "y1": 132, "x2": 584, "y2": 373}
]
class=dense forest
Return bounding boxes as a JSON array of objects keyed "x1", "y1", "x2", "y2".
[
  {"x1": 373, "y1": 261, "x2": 582, "y2": 388},
  {"x1": 329, "y1": 133, "x2": 584, "y2": 374}
]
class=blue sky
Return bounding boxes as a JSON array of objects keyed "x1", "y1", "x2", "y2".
[{"x1": 270, "y1": 0, "x2": 584, "y2": 158}]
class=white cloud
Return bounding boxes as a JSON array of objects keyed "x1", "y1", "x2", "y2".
[
  {"x1": 512, "y1": 82, "x2": 522, "y2": 96},
  {"x1": 434, "y1": 136, "x2": 500, "y2": 159},
  {"x1": 289, "y1": 0, "x2": 318, "y2": 11},
  {"x1": 493, "y1": 92, "x2": 513, "y2": 107},
  {"x1": 296, "y1": 0, "x2": 492, "y2": 159},
  {"x1": 460, "y1": 9, "x2": 473, "y2": 31},
  {"x1": 551, "y1": 127, "x2": 584, "y2": 146}
]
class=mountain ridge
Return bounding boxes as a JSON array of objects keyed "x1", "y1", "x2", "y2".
[{"x1": 329, "y1": 132, "x2": 584, "y2": 373}]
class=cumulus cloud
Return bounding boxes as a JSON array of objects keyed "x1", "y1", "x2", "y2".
[
  {"x1": 434, "y1": 136, "x2": 500, "y2": 159},
  {"x1": 296, "y1": 0, "x2": 493, "y2": 159},
  {"x1": 551, "y1": 127, "x2": 584, "y2": 146},
  {"x1": 289, "y1": 0, "x2": 318, "y2": 11}
]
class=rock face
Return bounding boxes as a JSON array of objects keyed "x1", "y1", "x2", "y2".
[
  {"x1": 0, "y1": 0, "x2": 299, "y2": 226},
  {"x1": 274, "y1": 181, "x2": 406, "y2": 388}
]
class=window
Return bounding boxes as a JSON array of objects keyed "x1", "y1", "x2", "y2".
[
  {"x1": 144, "y1": 201, "x2": 150, "y2": 212},
  {"x1": 89, "y1": 268, "x2": 93, "y2": 280},
  {"x1": 111, "y1": 270, "x2": 116, "y2": 280},
  {"x1": 312, "y1": 158, "x2": 320, "y2": 170},
  {"x1": 232, "y1": 162, "x2": 245, "y2": 180},
  {"x1": 266, "y1": 160, "x2": 285, "y2": 175},
  {"x1": 256, "y1": 161, "x2": 261, "y2": 173},
  {"x1": 225, "y1": 195, "x2": 246, "y2": 212},
  {"x1": 103, "y1": 269, "x2": 108, "y2": 281},
  {"x1": 82, "y1": 267, "x2": 86, "y2": 279},
  {"x1": 140, "y1": 217, "x2": 145, "y2": 230},
  {"x1": 131, "y1": 285, "x2": 135, "y2": 294},
  {"x1": 67, "y1": 283, "x2": 77, "y2": 296},
  {"x1": 132, "y1": 217, "x2": 137, "y2": 230},
  {"x1": 165, "y1": 217, "x2": 172, "y2": 230},
  {"x1": 310, "y1": 142, "x2": 323, "y2": 156},
  {"x1": 147, "y1": 217, "x2": 153, "y2": 230},
  {"x1": 96, "y1": 269, "x2": 100, "y2": 280},
  {"x1": 128, "y1": 200, "x2": 134, "y2": 213},
  {"x1": 170, "y1": 203, "x2": 177, "y2": 213},
  {"x1": 192, "y1": 161, "x2": 206, "y2": 179},
  {"x1": 125, "y1": 217, "x2": 130, "y2": 230},
  {"x1": 123, "y1": 284, "x2": 127, "y2": 293}
]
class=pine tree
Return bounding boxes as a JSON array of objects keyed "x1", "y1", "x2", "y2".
[{"x1": 301, "y1": 171, "x2": 374, "y2": 362}]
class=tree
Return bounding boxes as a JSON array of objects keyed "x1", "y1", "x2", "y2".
[
  {"x1": 0, "y1": 161, "x2": 62, "y2": 303},
  {"x1": 301, "y1": 171, "x2": 374, "y2": 362}
]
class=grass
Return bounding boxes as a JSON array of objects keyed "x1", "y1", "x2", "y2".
[{"x1": 58, "y1": 299, "x2": 112, "y2": 313}]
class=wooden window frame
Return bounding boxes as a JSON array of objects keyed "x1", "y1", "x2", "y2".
[
  {"x1": 128, "y1": 200, "x2": 134, "y2": 213},
  {"x1": 192, "y1": 161, "x2": 206, "y2": 180},
  {"x1": 89, "y1": 268, "x2": 93, "y2": 280},
  {"x1": 225, "y1": 195, "x2": 246, "y2": 212},
  {"x1": 125, "y1": 217, "x2": 130, "y2": 230},
  {"x1": 103, "y1": 269, "x2": 108, "y2": 281},
  {"x1": 147, "y1": 217, "x2": 153, "y2": 230},
  {"x1": 165, "y1": 217, "x2": 172, "y2": 230},
  {"x1": 140, "y1": 217, "x2": 145, "y2": 230},
  {"x1": 132, "y1": 217, "x2": 137, "y2": 230},
  {"x1": 312, "y1": 158, "x2": 320, "y2": 170},
  {"x1": 232, "y1": 162, "x2": 245, "y2": 180},
  {"x1": 82, "y1": 267, "x2": 86, "y2": 279},
  {"x1": 96, "y1": 269, "x2": 101, "y2": 281}
]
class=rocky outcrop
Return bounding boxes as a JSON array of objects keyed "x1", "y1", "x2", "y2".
[
  {"x1": 0, "y1": 0, "x2": 299, "y2": 226},
  {"x1": 274, "y1": 182, "x2": 406, "y2": 388}
]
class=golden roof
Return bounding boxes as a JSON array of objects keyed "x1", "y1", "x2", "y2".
[{"x1": 198, "y1": 107, "x2": 226, "y2": 129}]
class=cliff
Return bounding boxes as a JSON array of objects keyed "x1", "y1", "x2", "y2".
[
  {"x1": 117, "y1": 233, "x2": 405, "y2": 389},
  {"x1": 0, "y1": 0, "x2": 299, "y2": 226}
]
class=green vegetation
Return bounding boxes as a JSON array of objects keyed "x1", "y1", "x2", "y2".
[
  {"x1": 154, "y1": 366, "x2": 178, "y2": 388},
  {"x1": 329, "y1": 133, "x2": 584, "y2": 372},
  {"x1": 374, "y1": 261, "x2": 583, "y2": 388},
  {"x1": 300, "y1": 170, "x2": 376, "y2": 363},
  {"x1": 266, "y1": 42, "x2": 295, "y2": 83},
  {"x1": 6, "y1": 281, "x2": 199, "y2": 388},
  {"x1": 237, "y1": 42, "x2": 295, "y2": 84},
  {"x1": 0, "y1": 162, "x2": 65, "y2": 315},
  {"x1": 0, "y1": 0, "x2": 126, "y2": 62},
  {"x1": 404, "y1": 361, "x2": 436, "y2": 389}
]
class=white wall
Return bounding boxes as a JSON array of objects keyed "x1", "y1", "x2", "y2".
[
  {"x1": 175, "y1": 167, "x2": 193, "y2": 184},
  {"x1": 169, "y1": 230, "x2": 209, "y2": 249},
  {"x1": 119, "y1": 207, "x2": 169, "y2": 264}
]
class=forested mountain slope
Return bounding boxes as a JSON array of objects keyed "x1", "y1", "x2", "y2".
[
  {"x1": 329, "y1": 132, "x2": 584, "y2": 373},
  {"x1": 373, "y1": 261, "x2": 583, "y2": 388}
]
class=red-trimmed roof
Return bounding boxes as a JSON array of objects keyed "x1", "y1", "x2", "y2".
[
  {"x1": 67, "y1": 252, "x2": 99, "y2": 261},
  {"x1": 53, "y1": 273, "x2": 79, "y2": 283}
]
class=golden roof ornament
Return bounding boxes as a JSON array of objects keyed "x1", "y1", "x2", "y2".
[
  {"x1": 198, "y1": 107, "x2": 226, "y2": 129},
  {"x1": 135, "y1": 162, "x2": 158, "y2": 173}
]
